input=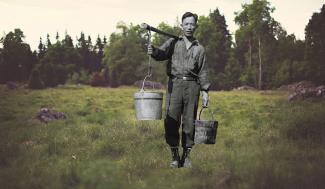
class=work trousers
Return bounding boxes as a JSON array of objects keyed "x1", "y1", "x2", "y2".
[{"x1": 165, "y1": 78, "x2": 200, "y2": 148}]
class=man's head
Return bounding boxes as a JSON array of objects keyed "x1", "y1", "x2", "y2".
[{"x1": 181, "y1": 12, "x2": 198, "y2": 37}]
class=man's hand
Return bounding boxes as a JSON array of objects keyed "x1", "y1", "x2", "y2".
[
  {"x1": 201, "y1": 91, "x2": 209, "y2": 108},
  {"x1": 147, "y1": 44, "x2": 153, "y2": 55}
]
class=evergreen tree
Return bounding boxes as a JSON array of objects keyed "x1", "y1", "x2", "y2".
[
  {"x1": 273, "y1": 34, "x2": 306, "y2": 86},
  {"x1": 39, "y1": 38, "x2": 81, "y2": 87},
  {"x1": 63, "y1": 33, "x2": 74, "y2": 48},
  {"x1": 87, "y1": 35, "x2": 93, "y2": 51},
  {"x1": 209, "y1": 8, "x2": 232, "y2": 73},
  {"x1": 38, "y1": 37, "x2": 46, "y2": 59},
  {"x1": 94, "y1": 35, "x2": 104, "y2": 71},
  {"x1": 55, "y1": 32, "x2": 60, "y2": 42},
  {"x1": 0, "y1": 41, "x2": 4, "y2": 83},
  {"x1": 195, "y1": 8, "x2": 233, "y2": 89},
  {"x1": 77, "y1": 32, "x2": 91, "y2": 71},
  {"x1": 46, "y1": 33, "x2": 52, "y2": 47},
  {"x1": 103, "y1": 36, "x2": 107, "y2": 46},
  {"x1": 305, "y1": 4, "x2": 325, "y2": 84}
]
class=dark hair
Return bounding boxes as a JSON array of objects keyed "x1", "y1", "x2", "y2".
[{"x1": 181, "y1": 12, "x2": 198, "y2": 23}]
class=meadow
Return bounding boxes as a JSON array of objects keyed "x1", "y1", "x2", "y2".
[{"x1": 0, "y1": 85, "x2": 325, "y2": 189}]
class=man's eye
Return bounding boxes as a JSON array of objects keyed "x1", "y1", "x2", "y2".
[{"x1": 185, "y1": 23, "x2": 195, "y2": 26}]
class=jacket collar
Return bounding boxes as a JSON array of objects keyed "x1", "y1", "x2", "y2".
[{"x1": 179, "y1": 35, "x2": 199, "y2": 49}]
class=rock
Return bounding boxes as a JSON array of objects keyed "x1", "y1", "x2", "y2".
[
  {"x1": 278, "y1": 80, "x2": 316, "y2": 91},
  {"x1": 36, "y1": 108, "x2": 66, "y2": 123},
  {"x1": 294, "y1": 81, "x2": 316, "y2": 92},
  {"x1": 288, "y1": 92, "x2": 303, "y2": 101},
  {"x1": 288, "y1": 84, "x2": 325, "y2": 101},
  {"x1": 277, "y1": 81, "x2": 325, "y2": 101},
  {"x1": 233, "y1": 85, "x2": 257, "y2": 91},
  {"x1": 6, "y1": 81, "x2": 18, "y2": 90},
  {"x1": 316, "y1": 85, "x2": 325, "y2": 97},
  {"x1": 134, "y1": 80, "x2": 165, "y2": 89}
]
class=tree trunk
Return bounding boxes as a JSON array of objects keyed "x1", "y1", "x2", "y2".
[
  {"x1": 249, "y1": 37, "x2": 252, "y2": 66},
  {"x1": 258, "y1": 35, "x2": 262, "y2": 89}
]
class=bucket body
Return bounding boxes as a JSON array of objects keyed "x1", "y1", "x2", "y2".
[
  {"x1": 194, "y1": 120, "x2": 218, "y2": 144},
  {"x1": 134, "y1": 91, "x2": 163, "y2": 120}
]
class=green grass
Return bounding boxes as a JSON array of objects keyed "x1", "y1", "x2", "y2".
[{"x1": 1, "y1": 85, "x2": 325, "y2": 189}]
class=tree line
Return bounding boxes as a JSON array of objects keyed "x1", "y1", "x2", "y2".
[{"x1": 0, "y1": 0, "x2": 324, "y2": 90}]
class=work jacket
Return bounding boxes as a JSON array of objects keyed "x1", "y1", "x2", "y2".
[{"x1": 151, "y1": 35, "x2": 210, "y2": 91}]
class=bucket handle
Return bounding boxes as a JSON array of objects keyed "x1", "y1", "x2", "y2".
[
  {"x1": 198, "y1": 107, "x2": 215, "y2": 120},
  {"x1": 140, "y1": 31, "x2": 153, "y2": 92}
]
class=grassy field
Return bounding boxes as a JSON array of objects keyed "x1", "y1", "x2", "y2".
[{"x1": 0, "y1": 84, "x2": 325, "y2": 189}]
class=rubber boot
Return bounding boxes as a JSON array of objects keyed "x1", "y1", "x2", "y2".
[
  {"x1": 170, "y1": 147, "x2": 180, "y2": 168},
  {"x1": 181, "y1": 148, "x2": 192, "y2": 168}
]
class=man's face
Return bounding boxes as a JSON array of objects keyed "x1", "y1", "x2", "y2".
[{"x1": 181, "y1": 16, "x2": 197, "y2": 37}]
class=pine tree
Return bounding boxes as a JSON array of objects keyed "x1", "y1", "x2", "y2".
[
  {"x1": 46, "y1": 34, "x2": 52, "y2": 47},
  {"x1": 38, "y1": 37, "x2": 46, "y2": 59},
  {"x1": 305, "y1": 4, "x2": 325, "y2": 84},
  {"x1": 103, "y1": 36, "x2": 107, "y2": 46},
  {"x1": 87, "y1": 35, "x2": 93, "y2": 51},
  {"x1": 195, "y1": 8, "x2": 232, "y2": 89},
  {"x1": 209, "y1": 8, "x2": 232, "y2": 73},
  {"x1": 77, "y1": 32, "x2": 89, "y2": 70},
  {"x1": 56, "y1": 32, "x2": 60, "y2": 42},
  {"x1": 63, "y1": 33, "x2": 74, "y2": 47}
]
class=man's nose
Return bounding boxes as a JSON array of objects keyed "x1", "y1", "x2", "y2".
[{"x1": 187, "y1": 26, "x2": 194, "y2": 30}]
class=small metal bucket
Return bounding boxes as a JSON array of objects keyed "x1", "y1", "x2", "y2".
[
  {"x1": 194, "y1": 108, "x2": 218, "y2": 144},
  {"x1": 134, "y1": 91, "x2": 163, "y2": 120}
]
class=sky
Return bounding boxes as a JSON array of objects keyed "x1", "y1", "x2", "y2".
[{"x1": 0, "y1": 0, "x2": 324, "y2": 50}]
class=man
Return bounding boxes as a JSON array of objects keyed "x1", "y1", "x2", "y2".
[{"x1": 147, "y1": 12, "x2": 210, "y2": 168}]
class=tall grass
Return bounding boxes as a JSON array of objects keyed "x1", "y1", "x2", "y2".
[{"x1": 0, "y1": 85, "x2": 324, "y2": 189}]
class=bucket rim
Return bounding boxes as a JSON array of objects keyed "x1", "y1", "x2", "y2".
[{"x1": 135, "y1": 91, "x2": 164, "y2": 94}]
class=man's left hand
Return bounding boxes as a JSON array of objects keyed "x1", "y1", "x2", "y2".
[{"x1": 201, "y1": 91, "x2": 209, "y2": 108}]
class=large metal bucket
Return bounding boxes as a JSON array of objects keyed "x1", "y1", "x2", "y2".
[
  {"x1": 194, "y1": 108, "x2": 218, "y2": 144},
  {"x1": 134, "y1": 91, "x2": 163, "y2": 120}
]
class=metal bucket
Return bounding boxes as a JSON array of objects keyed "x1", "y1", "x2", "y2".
[
  {"x1": 134, "y1": 91, "x2": 163, "y2": 120},
  {"x1": 194, "y1": 108, "x2": 218, "y2": 144}
]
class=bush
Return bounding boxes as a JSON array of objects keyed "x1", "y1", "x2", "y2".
[
  {"x1": 34, "y1": 63, "x2": 72, "y2": 87},
  {"x1": 90, "y1": 71, "x2": 107, "y2": 87},
  {"x1": 38, "y1": 63, "x2": 58, "y2": 87},
  {"x1": 28, "y1": 68, "x2": 45, "y2": 89},
  {"x1": 68, "y1": 69, "x2": 91, "y2": 85}
]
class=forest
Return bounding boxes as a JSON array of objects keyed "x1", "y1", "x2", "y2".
[{"x1": 0, "y1": 0, "x2": 324, "y2": 90}]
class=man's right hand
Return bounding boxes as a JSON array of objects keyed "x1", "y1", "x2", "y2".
[{"x1": 147, "y1": 44, "x2": 153, "y2": 55}]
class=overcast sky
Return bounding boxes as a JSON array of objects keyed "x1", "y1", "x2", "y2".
[{"x1": 1, "y1": 0, "x2": 324, "y2": 50}]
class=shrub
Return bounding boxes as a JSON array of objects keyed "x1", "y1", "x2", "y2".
[
  {"x1": 38, "y1": 63, "x2": 58, "y2": 87},
  {"x1": 36, "y1": 63, "x2": 73, "y2": 87},
  {"x1": 90, "y1": 72, "x2": 107, "y2": 87},
  {"x1": 28, "y1": 68, "x2": 45, "y2": 89},
  {"x1": 68, "y1": 69, "x2": 91, "y2": 85}
]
